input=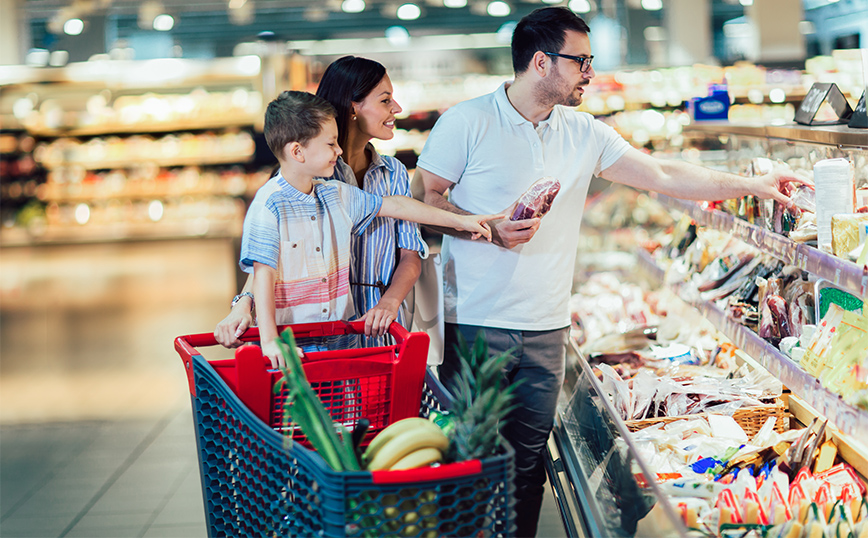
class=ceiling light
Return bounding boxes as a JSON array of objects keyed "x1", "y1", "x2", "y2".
[
  {"x1": 396, "y1": 3, "x2": 421, "y2": 20},
  {"x1": 385, "y1": 25, "x2": 410, "y2": 46},
  {"x1": 153, "y1": 14, "x2": 174, "y2": 31},
  {"x1": 496, "y1": 21, "x2": 516, "y2": 43},
  {"x1": 542, "y1": 0, "x2": 561, "y2": 4},
  {"x1": 342, "y1": 0, "x2": 366, "y2": 13},
  {"x1": 738, "y1": 0, "x2": 752, "y2": 5},
  {"x1": 443, "y1": 0, "x2": 467, "y2": 7},
  {"x1": 640, "y1": 0, "x2": 662, "y2": 10},
  {"x1": 487, "y1": 1, "x2": 511, "y2": 16},
  {"x1": 228, "y1": 0, "x2": 247, "y2": 7},
  {"x1": 569, "y1": 0, "x2": 591, "y2": 13},
  {"x1": 63, "y1": 18, "x2": 84, "y2": 35}
]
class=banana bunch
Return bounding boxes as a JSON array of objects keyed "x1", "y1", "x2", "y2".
[{"x1": 362, "y1": 418, "x2": 449, "y2": 471}]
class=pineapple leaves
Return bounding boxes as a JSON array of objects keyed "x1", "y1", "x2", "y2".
[{"x1": 446, "y1": 331, "x2": 523, "y2": 462}]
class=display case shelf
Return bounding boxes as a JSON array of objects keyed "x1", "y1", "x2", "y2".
[
  {"x1": 636, "y1": 248, "x2": 868, "y2": 438},
  {"x1": 683, "y1": 122, "x2": 868, "y2": 148},
  {"x1": 653, "y1": 193, "x2": 868, "y2": 298}
]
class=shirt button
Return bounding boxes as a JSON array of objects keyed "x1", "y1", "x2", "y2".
[
  {"x1": 321, "y1": 278, "x2": 327, "y2": 283},
  {"x1": 316, "y1": 247, "x2": 321, "y2": 252},
  {"x1": 322, "y1": 308, "x2": 327, "y2": 313},
  {"x1": 292, "y1": 243, "x2": 297, "y2": 248},
  {"x1": 311, "y1": 216, "x2": 316, "y2": 221}
]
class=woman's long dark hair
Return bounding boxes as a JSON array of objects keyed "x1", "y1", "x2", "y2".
[{"x1": 315, "y1": 56, "x2": 387, "y2": 151}]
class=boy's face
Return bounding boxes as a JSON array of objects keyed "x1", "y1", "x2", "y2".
[{"x1": 300, "y1": 118, "x2": 342, "y2": 177}]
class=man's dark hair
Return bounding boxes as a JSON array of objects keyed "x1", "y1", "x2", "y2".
[
  {"x1": 315, "y1": 55, "x2": 388, "y2": 151},
  {"x1": 512, "y1": 7, "x2": 591, "y2": 74},
  {"x1": 264, "y1": 90, "x2": 336, "y2": 160}
]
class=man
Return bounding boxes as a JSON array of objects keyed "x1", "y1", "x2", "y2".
[{"x1": 414, "y1": 6, "x2": 804, "y2": 537}]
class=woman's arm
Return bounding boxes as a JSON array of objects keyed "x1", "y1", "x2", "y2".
[
  {"x1": 360, "y1": 248, "x2": 421, "y2": 337},
  {"x1": 214, "y1": 272, "x2": 255, "y2": 348}
]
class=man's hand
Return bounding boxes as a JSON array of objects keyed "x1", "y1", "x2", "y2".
[
  {"x1": 489, "y1": 202, "x2": 540, "y2": 249},
  {"x1": 754, "y1": 165, "x2": 814, "y2": 208},
  {"x1": 360, "y1": 297, "x2": 401, "y2": 337},
  {"x1": 215, "y1": 305, "x2": 253, "y2": 348}
]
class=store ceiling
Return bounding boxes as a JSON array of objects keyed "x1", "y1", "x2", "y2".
[{"x1": 25, "y1": 0, "x2": 560, "y2": 58}]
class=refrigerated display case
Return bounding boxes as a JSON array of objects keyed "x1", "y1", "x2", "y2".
[{"x1": 544, "y1": 122, "x2": 868, "y2": 537}]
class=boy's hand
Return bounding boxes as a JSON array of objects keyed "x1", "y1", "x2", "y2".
[
  {"x1": 360, "y1": 298, "x2": 400, "y2": 337},
  {"x1": 261, "y1": 340, "x2": 284, "y2": 369},
  {"x1": 215, "y1": 307, "x2": 253, "y2": 348},
  {"x1": 457, "y1": 213, "x2": 504, "y2": 241}
]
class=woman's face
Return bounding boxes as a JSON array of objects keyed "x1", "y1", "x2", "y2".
[{"x1": 352, "y1": 74, "x2": 402, "y2": 141}]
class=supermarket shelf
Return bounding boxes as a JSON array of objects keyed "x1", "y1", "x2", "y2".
[
  {"x1": 39, "y1": 151, "x2": 254, "y2": 171},
  {"x1": 683, "y1": 122, "x2": 868, "y2": 148},
  {"x1": 0, "y1": 219, "x2": 243, "y2": 247},
  {"x1": 26, "y1": 117, "x2": 258, "y2": 138},
  {"x1": 636, "y1": 248, "x2": 868, "y2": 438},
  {"x1": 654, "y1": 193, "x2": 868, "y2": 298},
  {"x1": 37, "y1": 184, "x2": 252, "y2": 203}
]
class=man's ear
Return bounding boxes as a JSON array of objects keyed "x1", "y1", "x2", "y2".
[
  {"x1": 286, "y1": 141, "x2": 304, "y2": 163},
  {"x1": 531, "y1": 51, "x2": 550, "y2": 77}
]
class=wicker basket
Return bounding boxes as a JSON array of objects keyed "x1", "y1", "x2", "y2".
[{"x1": 624, "y1": 398, "x2": 788, "y2": 437}]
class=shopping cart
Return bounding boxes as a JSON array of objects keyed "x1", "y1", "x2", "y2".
[{"x1": 175, "y1": 320, "x2": 515, "y2": 538}]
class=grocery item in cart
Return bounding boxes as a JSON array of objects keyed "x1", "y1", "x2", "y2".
[{"x1": 510, "y1": 176, "x2": 560, "y2": 220}]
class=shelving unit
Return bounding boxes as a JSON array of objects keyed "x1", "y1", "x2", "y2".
[
  {"x1": 635, "y1": 242, "x2": 868, "y2": 438},
  {"x1": 653, "y1": 193, "x2": 868, "y2": 298}
]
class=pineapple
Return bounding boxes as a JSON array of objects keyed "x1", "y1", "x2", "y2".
[{"x1": 445, "y1": 331, "x2": 521, "y2": 462}]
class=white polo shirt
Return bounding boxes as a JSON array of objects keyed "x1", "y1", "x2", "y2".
[{"x1": 416, "y1": 82, "x2": 631, "y2": 331}]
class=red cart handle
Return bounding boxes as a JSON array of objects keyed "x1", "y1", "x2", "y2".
[
  {"x1": 371, "y1": 459, "x2": 484, "y2": 483},
  {"x1": 174, "y1": 320, "x2": 422, "y2": 398}
]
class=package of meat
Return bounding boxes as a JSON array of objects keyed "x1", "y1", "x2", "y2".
[{"x1": 510, "y1": 176, "x2": 561, "y2": 221}]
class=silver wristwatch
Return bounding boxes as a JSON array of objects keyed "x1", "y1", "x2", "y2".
[{"x1": 230, "y1": 291, "x2": 254, "y2": 309}]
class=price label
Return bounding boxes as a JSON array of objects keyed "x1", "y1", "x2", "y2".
[
  {"x1": 794, "y1": 249, "x2": 809, "y2": 271},
  {"x1": 849, "y1": 91, "x2": 867, "y2": 129},
  {"x1": 795, "y1": 82, "x2": 853, "y2": 125}
]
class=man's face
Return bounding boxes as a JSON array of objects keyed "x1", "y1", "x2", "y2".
[{"x1": 536, "y1": 30, "x2": 595, "y2": 108}]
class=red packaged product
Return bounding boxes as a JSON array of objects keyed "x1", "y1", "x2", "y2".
[{"x1": 510, "y1": 176, "x2": 561, "y2": 221}]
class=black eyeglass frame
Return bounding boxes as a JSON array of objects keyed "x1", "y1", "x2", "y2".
[{"x1": 543, "y1": 51, "x2": 594, "y2": 73}]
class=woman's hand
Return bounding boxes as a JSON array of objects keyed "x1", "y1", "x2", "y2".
[
  {"x1": 214, "y1": 302, "x2": 253, "y2": 348},
  {"x1": 359, "y1": 297, "x2": 401, "y2": 337}
]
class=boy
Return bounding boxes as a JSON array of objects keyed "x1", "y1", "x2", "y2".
[{"x1": 242, "y1": 91, "x2": 497, "y2": 367}]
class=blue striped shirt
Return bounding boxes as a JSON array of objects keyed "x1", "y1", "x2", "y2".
[{"x1": 331, "y1": 145, "x2": 428, "y2": 346}]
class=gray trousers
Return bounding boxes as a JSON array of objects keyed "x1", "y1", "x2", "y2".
[{"x1": 439, "y1": 323, "x2": 568, "y2": 538}]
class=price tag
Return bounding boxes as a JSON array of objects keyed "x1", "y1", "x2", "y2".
[
  {"x1": 848, "y1": 90, "x2": 867, "y2": 129},
  {"x1": 795, "y1": 82, "x2": 853, "y2": 125},
  {"x1": 794, "y1": 248, "x2": 810, "y2": 272}
]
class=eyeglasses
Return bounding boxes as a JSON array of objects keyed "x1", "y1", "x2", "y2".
[{"x1": 543, "y1": 52, "x2": 594, "y2": 73}]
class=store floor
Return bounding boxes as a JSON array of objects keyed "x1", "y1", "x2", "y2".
[
  {"x1": 0, "y1": 408, "x2": 566, "y2": 538},
  {"x1": 0, "y1": 238, "x2": 567, "y2": 538}
]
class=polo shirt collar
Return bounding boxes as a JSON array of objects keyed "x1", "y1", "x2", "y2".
[{"x1": 494, "y1": 82, "x2": 561, "y2": 131}]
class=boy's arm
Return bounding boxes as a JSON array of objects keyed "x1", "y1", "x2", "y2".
[
  {"x1": 413, "y1": 167, "x2": 541, "y2": 249},
  {"x1": 215, "y1": 272, "x2": 254, "y2": 347},
  {"x1": 379, "y1": 195, "x2": 500, "y2": 241},
  {"x1": 252, "y1": 262, "x2": 284, "y2": 368}
]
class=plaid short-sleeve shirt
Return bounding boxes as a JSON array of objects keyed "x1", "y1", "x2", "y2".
[{"x1": 240, "y1": 173, "x2": 382, "y2": 327}]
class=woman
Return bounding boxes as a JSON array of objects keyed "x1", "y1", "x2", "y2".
[{"x1": 215, "y1": 56, "x2": 426, "y2": 348}]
